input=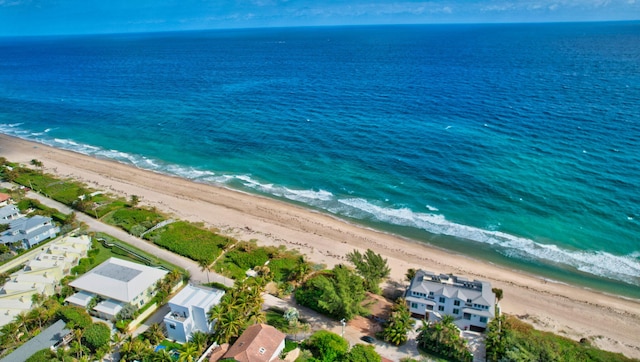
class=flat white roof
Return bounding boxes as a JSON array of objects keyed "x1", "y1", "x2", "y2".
[
  {"x1": 94, "y1": 299, "x2": 124, "y2": 316},
  {"x1": 69, "y1": 257, "x2": 167, "y2": 303},
  {"x1": 65, "y1": 290, "x2": 95, "y2": 308},
  {"x1": 169, "y1": 284, "x2": 224, "y2": 310}
]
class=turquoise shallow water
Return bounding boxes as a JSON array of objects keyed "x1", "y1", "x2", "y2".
[{"x1": 0, "y1": 22, "x2": 639, "y2": 297}]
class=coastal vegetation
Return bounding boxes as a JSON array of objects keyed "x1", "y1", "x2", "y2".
[
  {"x1": 485, "y1": 315, "x2": 636, "y2": 362},
  {"x1": 145, "y1": 221, "x2": 235, "y2": 264},
  {"x1": 416, "y1": 315, "x2": 473, "y2": 362},
  {"x1": 295, "y1": 330, "x2": 382, "y2": 362},
  {"x1": 379, "y1": 297, "x2": 415, "y2": 346},
  {"x1": 295, "y1": 264, "x2": 368, "y2": 321},
  {"x1": 207, "y1": 278, "x2": 266, "y2": 344},
  {"x1": 213, "y1": 240, "x2": 313, "y2": 284},
  {"x1": 346, "y1": 248, "x2": 391, "y2": 294}
]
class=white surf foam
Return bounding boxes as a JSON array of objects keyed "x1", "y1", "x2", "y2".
[{"x1": 337, "y1": 198, "x2": 640, "y2": 286}]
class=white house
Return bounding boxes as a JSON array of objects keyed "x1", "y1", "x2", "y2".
[
  {"x1": 406, "y1": 270, "x2": 496, "y2": 331},
  {"x1": 66, "y1": 257, "x2": 167, "y2": 320},
  {"x1": 164, "y1": 284, "x2": 224, "y2": 343},
  {"x1": 0, "y1": 235, "x2": 90, "y2": 328}
]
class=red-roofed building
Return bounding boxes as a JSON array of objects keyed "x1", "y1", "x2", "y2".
[
  {"x1": 221, "y1": 324, "x2": 286, "y2": 362},
  {"x1": 0, "y1": 193, "x2": 11, "y2": 207}
]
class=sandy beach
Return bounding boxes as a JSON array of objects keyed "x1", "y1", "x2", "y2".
[{"x1": 1, "y1": 133, "x2": 639, "y2": 358}]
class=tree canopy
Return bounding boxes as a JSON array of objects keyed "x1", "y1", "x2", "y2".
[
  {"x1": 295, "y1": 264, "x2": 367, "y2": 320},
  {"x1": 346, "y1": 249, "x2": 390, "y2": 294}
]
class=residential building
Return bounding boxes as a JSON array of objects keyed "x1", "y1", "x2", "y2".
[
  {"x1": 0, "y1": 319, "x2": 71, "y2": 362},
  {"x1": 66, "y1": 257, "x2": 167, "y2": 320},
  {"x1": 0, "y1": 215, "x2": 59, "y2": 249},
  {"x1": 0, "y1": 235, "x2": 90, "y2": 327},
  {"x1": 221, "y1": 323, "x2": 286, "y2": 362},
  {"x1": 0, "y1": 204, "x2": 20, "y2": 224},
  {"x1": 406, "y1": 270, "x2": 496, "y2": 331},
  {"x1": 0, "y1": 192, "x2": 11, "y2": 206},
  {"x1": 164, "y1": 284, "x2": 225, "y2": 343}
]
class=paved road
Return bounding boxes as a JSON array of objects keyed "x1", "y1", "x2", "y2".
[
  {"x1": 20, "y1": 187, "x2": 234, "y2": 288},
  {"x1": 6, "y1": 184, "x2": 426, "y2": 360}
]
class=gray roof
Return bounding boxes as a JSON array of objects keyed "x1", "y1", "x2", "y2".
[
  {"x1": 0, "y1": 205, "x2": 20, "y2": 223},
  {"x1": 409, "y1": 270, "x2": 496, "y2": 309},
  {"x1": 0, "y1": 319, "x2": 70, "y2": 362},
  {"x1": 0, "y1": 216, "x2": 57, "y2": 245}
]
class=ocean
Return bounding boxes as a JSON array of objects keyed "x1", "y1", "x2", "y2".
[{"x1": 0, "y1": 22, "x2": 639, "y2": 297}]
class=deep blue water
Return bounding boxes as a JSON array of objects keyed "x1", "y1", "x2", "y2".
[{"x1": 1, "y1": 22, "x2": 639, "y2": 297}]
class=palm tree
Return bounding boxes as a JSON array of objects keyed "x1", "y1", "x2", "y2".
[
  {"x1": 405, "y1": 268, "x2": 417, "y2": 283},
  {"x1": 151, "y1": 349, "x2": 174, "y2": 362},
  {"x1": 15, "y1": 312, "x2": 30, "y2": 336},
  {"x1": 198, "y1": 259, "x2": 211, "y2": 283},
  {"x1": 189, "y1": 331, "x2": 211, "y2": 353},
  {"x1": 144, "y1": 323, "x2": 166, "y2": 345},
  {"x1": 30, "y1": 159, "x2": 43, "y2": 174},
  {"x1": 178, "y1": 342, "x2": 199, "y2": 362}
]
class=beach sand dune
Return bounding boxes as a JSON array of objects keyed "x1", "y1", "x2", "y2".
[{"x1": 1, "y1": 134, "x2": 639, "y2": 358}]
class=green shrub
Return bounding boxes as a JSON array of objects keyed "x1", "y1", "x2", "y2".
[
  {"x1": 146, "y1": 221, "x2": 234, "y2": 264},
  {"x1": 83, "y1": 322, "x2": 111, "y2": 351},
  {"x1": 26, "y1": 348, "x2": 54, "y2": 362},
  {"x1": 58, "y1": 305, "x2": 92, "y2": 330},
  {"x1": 105, "y1": 208, "x2": 164, "y2": 232}
]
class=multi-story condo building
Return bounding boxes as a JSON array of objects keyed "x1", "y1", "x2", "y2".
[{"x1": 406, "y1": 270, "x2": 496, "y2": 331}]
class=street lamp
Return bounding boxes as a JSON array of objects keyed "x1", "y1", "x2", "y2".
[{"x1": 340, "y1": 318, "x2": 346, "y2": 337}]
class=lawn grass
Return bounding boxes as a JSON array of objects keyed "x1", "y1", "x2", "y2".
[{"x1": 92, "y1": 233, "x2": 184, "y2": 272}]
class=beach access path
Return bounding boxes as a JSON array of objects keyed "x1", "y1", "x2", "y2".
[{"x1": 13, "y1": 185, "x2": 234, "y2": 288}]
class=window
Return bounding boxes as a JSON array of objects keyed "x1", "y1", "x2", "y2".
[
  {"x1": 438, "y1": 297, "x2": 445, "y2": 303},
  {"x1": 463, "y1": 313, "x2": 471, "y2": 320},
  {"x1": 453, "y1": 308, "x2": 460, "y2": 315},
  {"x1": 480, "y1": 317, "x2": 488, "y2": 323},
  {"x1": 466, "y1": 299, "x2": 472, "y2": 303},
  {"x1": 454, "y1": 300, "x2": 460, "y2": 306},
  {"x1": 438, "y1": 305, "x2": 444, "y2": 311},
  {"x1": 259, "y1": 347, "x2": 266, "y2": 355},
  {"x1": 427, "y1": 305, "x2": 434, "y2": 311},
  {"x1": 428, "y1": 291, "x2": 434, "y2": 296},
  {"x1": 169, "y1": 323, "x2": 176, "y2": 330},
  {"x1": 411, "y1": 302, "x2": 418, "y2": 309}
]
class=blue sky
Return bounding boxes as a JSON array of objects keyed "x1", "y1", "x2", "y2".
[{"x1": 0, "y1": 0, "x2": 638, "y2": 36}]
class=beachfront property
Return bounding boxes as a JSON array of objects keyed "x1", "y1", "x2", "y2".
[
  {"x1": 163, "y1": 284, "x2": 225, "y2": 343},
  {"x1": 66, "y1": 257, "x2": 167, "y2": 321},
  {"x1": 0, "y1": 204, "x2": 21, "y2": 224},
  {"x1": 0, "y1": 235, "x2": 91, "y2": 327},
  {"x1": 406, "y1": 270, "x2": 496, "y2": 331},
  {"x1": 221, "y1": 323, "x2": 286, "y2": 362},
  {"x1": 0, "y1": 215, "x2": 60, "y2": 249}
]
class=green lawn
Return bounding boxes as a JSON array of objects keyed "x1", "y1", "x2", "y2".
[{"x1": 91, "y1": 233, "x2": 184, "y2": 272}]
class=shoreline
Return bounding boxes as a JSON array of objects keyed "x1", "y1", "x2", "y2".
[{"x1": 1, "y1": 133, "x2": 639, "y2": 358}]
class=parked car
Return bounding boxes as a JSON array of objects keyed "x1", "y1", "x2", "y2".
[{"x1": 360, "y1": 335, "x2": 375, "y2": 343}]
